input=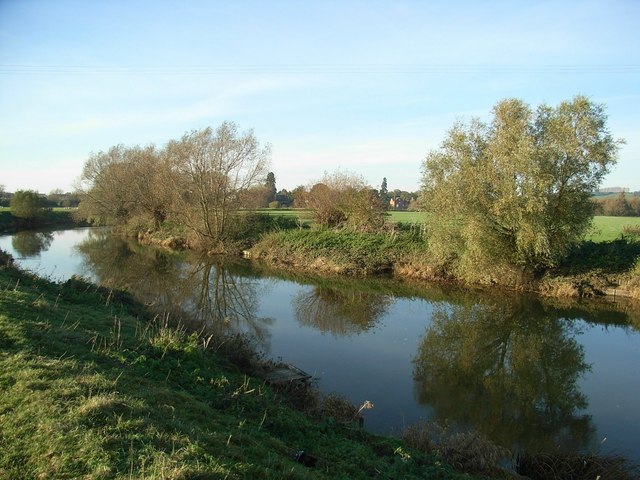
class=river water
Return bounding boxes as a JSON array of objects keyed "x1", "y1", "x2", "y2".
[{"x1": 2, "y1": 227, "x2": 639, "y2": 463}]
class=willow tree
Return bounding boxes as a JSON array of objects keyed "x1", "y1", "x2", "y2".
[
  {"x1": 78, "y1": 144, "x2": 176, "y2": 229},
  {"x1": 421, "y1": 96, "x2": 622, "y2": 285},
  {"x1": 167, "y1": 122, "x2": 270, "y2": 250},
  {"x1": 10, "y1": 190, "x2": 47, "y2": 220}
]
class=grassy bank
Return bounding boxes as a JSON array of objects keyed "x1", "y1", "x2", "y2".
[
  {"x1": 249, "y1": 227, "x2": 640, "y2": 300},
  {"x1": 0, "y1": 251, "x2": 476, "y2": 479},
  {"x1": 249, "y1": 228, "x2": 429, "y2": 276}
]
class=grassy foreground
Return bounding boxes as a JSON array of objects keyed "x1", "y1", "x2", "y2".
[{"x1": 0, "y1": 252, "x2": 474, "y2": 480}]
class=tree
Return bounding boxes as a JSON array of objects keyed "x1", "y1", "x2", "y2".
[
  {"x1": 421, "y1": 96, "x2": 622, "y2": 284},
  {"x1": 10, "y1": 190, "x2": 47, "y2": 220},
  {"x1": 77, "y1": 145, "x2": 137, "y2": 225},
  {"x1": 598, "y1": 192, "x2": 636, "y2": 217},
  {"x1": 305, "y1": 170, "x2": 386, "y2": 230},
  {"x1": 379, "y1": 177, "x2": 389, "y2": 205},
  {"x1": 167, "y1": 122, "x2": 270, "y2": 249},
  {"x1": 291, "y1": 185, "x2": 308, "y2": 208},
  {"x1": 275, "y1": 189, "x2": 293, "y2": 207},
  {"x1": 47, "y1": 188, "x2": 65, "y2": 207},
  {"x1": 307, "y1": 182, "x2": 344, "y2": 227},
  {"x1": 265, "y1": 172, "x2": 277, "y2": 204}
]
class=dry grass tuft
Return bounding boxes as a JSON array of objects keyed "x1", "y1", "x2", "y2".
[
  {"x1": 515, "y1": 451, "x2": 639, "y2": 480},
  {"x1": 402, "y1": 420, "x2": 510, "y2": 475}
]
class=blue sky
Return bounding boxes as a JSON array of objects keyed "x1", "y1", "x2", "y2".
[{"x1": 1, "y1": 0, "x2": 638, "y2": 193}]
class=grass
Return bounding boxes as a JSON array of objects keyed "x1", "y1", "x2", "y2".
[
  {"x1": 251, "y1": 209, "x2": 425, "y2": 226},
  {"x1": 250, "y1": 228, "x2": 428, "y2": 275},
  {"x1": 250, "y1": 210, "x2": 640, "y2": 243},
  {"x1": 586, "y1": 216, "x2": 640, "y2": 242},
  {"x1": 0, "y1": 250, "x2": 475, "y2": 480},
  {"x1": 386, "y1": 211, "x2": 425, "y2": 224},
  {"x1": 251, "y1": 208, "x2": 314, "y2": 225}
]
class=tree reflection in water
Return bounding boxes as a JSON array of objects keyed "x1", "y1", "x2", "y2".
[
  {"x1": 293, "y1": 286, "x2": 392, "y2": 336},
  {"x1": 74, "y1": 231, "x2": 272, "y2": 348},
  {"x1": 413, "y1": 301, "x2": 595, "y2": 455},
  {"x1": 11, "y1": 231, "x2": 54, "y2": 258}
]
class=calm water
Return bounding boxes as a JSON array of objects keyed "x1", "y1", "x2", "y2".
[{"x1": 2, "y1": 227, "x2": 640, "y2": 462}]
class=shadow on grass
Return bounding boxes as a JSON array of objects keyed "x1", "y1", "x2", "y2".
[{"x1": 559, "y1": 239, "x2": 640, "y2": 275}]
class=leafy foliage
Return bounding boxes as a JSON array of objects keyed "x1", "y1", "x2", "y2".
[
  {"x1": 421, "y1": 96, "x2": 622, "y2": 284},
  {"x1": 304, "y1": 171, "x2": 386, "y2": 231},
  {"x1": 10, "y1": 189, "x2": 47, "y2": 220},
  {"x1": 77, "y1": 122, "x2": 270, "y2": 251}
]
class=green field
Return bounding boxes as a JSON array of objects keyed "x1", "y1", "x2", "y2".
[
  {"x1": 587, "y1": 216, "x2": 640, "y2": 242},
  {"x1": 258, "y1": 210, "x2": 640, "y2": 243},
  {"x1": 385, "y1": 211, "x2": 426, "y2": 224}
]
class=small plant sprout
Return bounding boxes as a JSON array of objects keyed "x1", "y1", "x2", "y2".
[
  {"x1": 394, "y1": 446, "x2": 411, "y2": 462},
  {"x1": 356, "y1": 400, "x2": 374, "y2": 416}
]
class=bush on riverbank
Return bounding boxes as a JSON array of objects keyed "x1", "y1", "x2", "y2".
[
  {"x1": 0, "y1": 252, "x2": 473, "y2": 479},
  {"x1": 0, "y1": 209, "x2": 83, "y2": 234}
]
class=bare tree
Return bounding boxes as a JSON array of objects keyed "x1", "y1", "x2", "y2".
[
  {"x1": 306, "y1": 170, "x2": 385, "y2": 230},
  {"x1": 167, "y1": 122, "x2": 270, "y2": 249}
]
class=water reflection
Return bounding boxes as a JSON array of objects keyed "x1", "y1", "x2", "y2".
[
  {"x1": 3, "y1": 228, "x2": 640, "y2": 462},
  {"x1": 11, "y1": 231, "x2": 54, "y2": 258},
  {"x1": 294, "y1": 286, "x2": 392, "y2": 336},
  {"x1": 74, "y1": 231, "x2": 273, "y2": 347},
  {"x1": 413, "y1": 300, "x2": 595, "y2": 454}
]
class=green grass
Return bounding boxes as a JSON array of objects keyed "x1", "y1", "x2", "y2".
[
  {"x1": 386, "y1": 211, "x2": 425, "y2": 224},
  {"x1": 251, "y1": 228, "x2": 428, "y2": 275},
  {"x1": 249, "y1": 210, "x2": 640, "y2": 244},
  {"x1": 587, "y1": 216, "x2": 640, "y2": 242},
  {"x1": 0, "y1": 253, "x2": 474, "y2": 480},
  {"x1": 252, "y1": 208, "x2": 314, "y2": 224}
]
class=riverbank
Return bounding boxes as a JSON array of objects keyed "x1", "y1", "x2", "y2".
[
  {"x1": 0, "y1": 250, "x2": 477, "y2": 479},
  {"x1": 248, "y1": 229, "x2": 640, "y2": 301},
  {"x1": 0, "y1": 209, "x2": 86, "y2": 234}
]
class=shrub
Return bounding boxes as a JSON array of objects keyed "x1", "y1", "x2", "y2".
[
  {"x1": 10, "y1": 190, "x2": 47, "y2": 220},
  {"x1": 402, "y1": 420, "x2": 509, "y2": 475}
]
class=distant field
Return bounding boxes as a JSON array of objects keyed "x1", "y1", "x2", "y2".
[
  {"x1": 254, "y1": 208, "x2": 425, "y2": 225},
  {"x1": 253, "y1": 208, "x2": 313, "y2": 224},
  {"x1": 587, "y1": 216, "x2": 640, "y2": 242},
  {"x1": 254, "y1": 209, "x2": 640, "y2": 242},
  {"x1": 386, "y1": 210, "x2": 425, "y2": 224}
]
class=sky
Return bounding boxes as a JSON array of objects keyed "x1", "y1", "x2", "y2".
[{"x1": 0, "y1": 0, "x2": 638, "y2": 194}]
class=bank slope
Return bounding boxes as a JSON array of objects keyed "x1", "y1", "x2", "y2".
[{"x1": 0, "y1": 252, "x2": 474, "y2": 480}]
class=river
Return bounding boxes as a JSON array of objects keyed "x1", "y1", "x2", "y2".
[{"x1": 2, "y1": 227, "x2": 639, "y2": 464}]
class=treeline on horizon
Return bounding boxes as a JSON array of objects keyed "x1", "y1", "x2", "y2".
[
  {"x1": 0, "y1": 189, "x2": 80, "y2": 209},
  {"x1": 3, "y1": 186, "x2": 640, "y2": 217}
]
